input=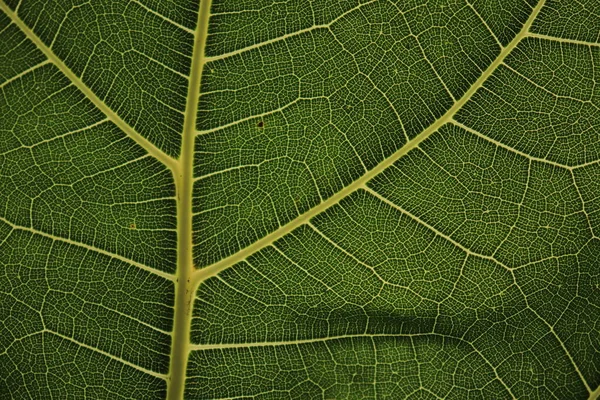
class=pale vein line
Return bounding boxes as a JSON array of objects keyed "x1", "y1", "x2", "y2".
[
  {"x1": 0, "y1": 118, "x2": 111, "y2": 156},
  {"x1": 358, "y1": 71, "x2": 410, "y2": 142},
  {"x1": 56, "y1": 244, "x2": 173, "y2": 335},
  {"x1": 0, "y1": 217, "x2": 175, "y2": 281},
  {"x1": 572, "y1": 158, "x2": 600, "y2": 169},
  {"x1": 324, "y1": 22, "x2": 410, "y2": 142},
  {"x1": 131, "y1": 0, "x2": 195, "y2": 35},
  {"x1": 395, "y1": 1, "x2": 488, "y2": 105},
  {"x1": 307, "y1": 221, "x2": 422, "y2": 296},
  {"x1": 45, "y1": 329, "x2": 167, "y2": 379},
  {"x1": 187, "y1": 330, "x2": 517, "y2": 397},
  {"x1": 511, "y1": 278, "x2": 592, "y2": 394},
  {"x1": 130, "y1": 49, "x2": 189, "y2": 81},
  {"x1": 68, "y1": 291, "x2": 172, "y2": 336},
  {"x1": 192, "y1": 0, "x2": 547, "y2": 285},
  {"x1": 48, "y1": 2, "x2": 85, "y2": 50},
  {"x1": 492, "y1": 158, "x2": 531, "y2": 260},
  {"x1": 466, "y1": 0, "x2": 504, "y2": 49},
  {"x1": 0, "y1": 1, "x2": 178, "y2": 171},
  {"x1": 203, "y1": 0, "x2": 378, "y2": 63},
  {"x1": 527, "y1": 32, "x2": 600, "y2": 48},
  {"x1": 451, "y1": 120, "x2": 574, "y2": 169},
  {"x1": 363, "y1": 186, "x2": 592, "y2": 394},
  {"x1": 106, "y1": 196, "x2": 177, "y2": 207},
  {"x1": 363, "y1": 186, "x2": 515, "y2": 271},
  {"x1": 388, "y1": 0, "x2": 457, "y2": 101},
  {"x1": 331, "y1": 2, "x2": 446, "y2": 129},
  {"x1": 189, "y1": 332, "x2": 458, "y2": 350},
  {"x1": 1, "y1": 329, "x2": 42, "y2": 356},
  {"x1": 409, "y1": 32, "x2": 457, "y2": 102},
  {"x1": 0, "y1": 59, "x2": 51, "y2": 90},
  {"x1": 196, "y1": 95, "x2": 307, "y2": 136},
  {"x1": 192, "y1": 163, "x2": 264, "y2": 182},
  {"x1": 570, "y1": 169, "x2": 597, "y2": 238},
  {"x1": 502, "y1": 62, "x2": 599, "y2": 109},
  {"x1": 62, "y1": 153, "x2": 154, "y2": 184},
  {"x1": 331, "y1": 122, "x2": 369, "y2": 173}
]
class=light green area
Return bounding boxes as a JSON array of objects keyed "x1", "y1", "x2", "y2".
[{"x1": 1, "y1": 0, "x2": 600, "y2": 399}]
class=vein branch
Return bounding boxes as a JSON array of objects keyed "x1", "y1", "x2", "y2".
[
  {"x1": 191, "y1": 0, "x2": 547, "y2": 285},
  {"x1": 450, "y1": 120, "x2": 574, "y2": 169},
  {"x1": 0, "y1": 1, "x2": 178, "y2": 171},
  {"x1": 188, "y1": 332, "x2": 515, "y2": 398},
  {"x1": 202, "y1": 0, "x2": 377, "y2": 63},
  {"x1": 45, "y1": 329, "x2": 167, "y2": 379},
  {"x1": 364, "y1": 185, "x2": 592, "y2": 393},
  {"x1": 0, "y1": 216, "x2": 174, "y2": 281},
  {"x1": 527, "y1": 31, "x2": 600, "y2": 48}
]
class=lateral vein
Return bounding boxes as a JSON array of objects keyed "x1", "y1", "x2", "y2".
[
  {"x1": 202, "y1": 0, "x2": 377, "y2": 63},
  {"x1": 527, "y1": 32, "x2": 600, "y2": 48},
  {"x1": 363, "y1": 186, "x2": 514, "y2": 271},
  {"x1": 364, "y1": 186, "x2": 591, "y2": 393},
  {"x1": 0, "y1": 59, "x2": 51, "y2": 89},
  {"x1": 45, "y1": 329, "x2": 167, "y2": 379},
  {"x1": 191, "y1": 0, "x2": 547, "y2": 285},
  {"x1": 189, "y1": 332, "x2": 461, "y2": 350},
  {"x1": 187, "y1": 331, "x2": 516, "y2": 397},
  {"x1": 131, "y1": 0, "x2": 195, "y2": 35},
  {"x1": 450, "y1": 120, "x2": 575, "y2": 169},
  {"x1": 0, "y1": 217, "x2": 175, "y2": 281},
  {"x1": 0, "y1": 1, "x2": 178, "y2": 171}
]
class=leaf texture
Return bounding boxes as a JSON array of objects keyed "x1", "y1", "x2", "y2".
[{"x1": 1, "y1": 0, "x2": 599, "y2": 399}]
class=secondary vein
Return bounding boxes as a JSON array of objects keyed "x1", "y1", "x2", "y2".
[
  {"x1": 191, "y1": 0, "x2": 547, "y2": 286},
  {"x1": 0, "y1": 1, "x2": 178, "y2": 171}
]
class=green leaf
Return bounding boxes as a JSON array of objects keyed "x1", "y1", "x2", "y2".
[{"x1": 1, "y1": 0, "x2": 599, "y2": 398}]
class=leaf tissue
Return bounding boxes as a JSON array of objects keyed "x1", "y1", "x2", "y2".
[{"x1": 1, "y1": 0, "x2": 599, "y2": 398}]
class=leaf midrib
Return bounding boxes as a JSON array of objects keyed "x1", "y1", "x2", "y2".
[{"x1": 167, "y1": 0, "x2": 213, "y2": 398}]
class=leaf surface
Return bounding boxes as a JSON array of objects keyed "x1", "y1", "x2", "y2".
[{"x1": 1, "y1": 0, "x2": 599, "y2": 399}]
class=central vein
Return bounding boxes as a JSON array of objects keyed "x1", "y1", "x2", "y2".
[{"x1": 167, "y1": 0, "x2": 212, "y2": 398}]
